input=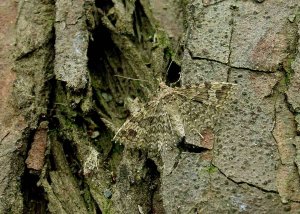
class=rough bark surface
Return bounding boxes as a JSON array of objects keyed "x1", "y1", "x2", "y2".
[{"x1": 1, "y1": 0, "x2": 300, "y2": 213}]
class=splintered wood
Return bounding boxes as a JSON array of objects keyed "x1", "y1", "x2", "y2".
[{"x1": 25, "y1": 121, "x2": 48, "y2": 171}]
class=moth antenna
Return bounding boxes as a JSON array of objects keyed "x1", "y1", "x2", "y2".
[
  {"x1": 165, "y1": 25, "x2": 190, "y2": 84},
  {"x1": 114, "y1": 75, "x2": 149, "y2": 82}
]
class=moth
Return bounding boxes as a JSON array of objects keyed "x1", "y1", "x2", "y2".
[{"x1": 113, "y1": 82, "x2": 236, "y2": 173}]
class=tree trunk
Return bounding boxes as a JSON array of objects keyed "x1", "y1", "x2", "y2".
[{"x1": 1, "y1": 0, "x2": 300, "y2": 213}]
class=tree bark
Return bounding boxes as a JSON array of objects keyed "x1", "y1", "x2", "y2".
[{"x1": 1, "y1": 0, "x2": 300, "y2": 213}]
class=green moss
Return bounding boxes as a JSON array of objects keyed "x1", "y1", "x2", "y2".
[
  {"x1": 283, "y1": 57, "x2": 294, "y2": 85},
  {"x1": 108, "y1": 144, "x2": 124, "y2": 171},
  {"x1": 206, "y1": 165, "x2": 218, "y2": 174},
  {"x1": 102, "y1": 200, "x2": 112, "y2": 214},
  {"x1": 164, "y1": 47, "x2": 175, "y2": 59},
  {"x1": 83, "y1": 185, "x2": 97, "y2": 212}
]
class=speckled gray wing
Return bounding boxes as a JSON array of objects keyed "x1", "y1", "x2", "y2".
[
  {"x1": 113, "y1": 82, "x2": 236, "y2": 174},
  {"x1": 113, "y1": 98, "x2": 181, "y2": 151},
  {"x1": 113, "y1": 82, "x2": 236, "y2": 150},
  {"x1": 172, "y1": 82, "x2": 235, "y2": 105},
  {"x1": 173, "y1": 82, "x2": 236, "y2": 149}
]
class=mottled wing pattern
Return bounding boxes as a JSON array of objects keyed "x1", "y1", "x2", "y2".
[
  {"x1": 113, "y1": 98, "x2": 180, "y2": 151},
  {"x1": 113, "y1": 82, "x2": 236, "y2": 174},
  {"x1": 113, "y1": 82, "x2": 236, "y2": 150},
  {"x1": 174, "y1": 82, "x2": 236, "y2": 148},
  {"x1": 173, "y1": 82, "x2": 235, "y2": 106},
  {"x1": 207, "y1": 82, "x2": 236, "y2": 108}
]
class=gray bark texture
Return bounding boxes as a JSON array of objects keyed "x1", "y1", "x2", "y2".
[{"x1": 1, "y1": 0, "x2": 300, "y2": 213}]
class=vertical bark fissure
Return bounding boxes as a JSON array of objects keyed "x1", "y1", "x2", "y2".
[{"x1": 13, "y1": 0, "x2": 300, "y2": 213}]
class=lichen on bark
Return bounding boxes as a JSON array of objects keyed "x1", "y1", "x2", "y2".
[
  {"x1": 10, "y1": 0, "x2": 300, "y2": 213},
  {"x1": 13, "y1": 0, "x2": 180, "y2": 213}
]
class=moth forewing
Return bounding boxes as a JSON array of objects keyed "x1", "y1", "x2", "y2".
[{"x1": 113, "y1": 82, "x2": 237, "y2": 152}]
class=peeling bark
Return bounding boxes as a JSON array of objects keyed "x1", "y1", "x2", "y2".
[{"x1": 1, "y1": 0, "x2": 300, "y2": 213}]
